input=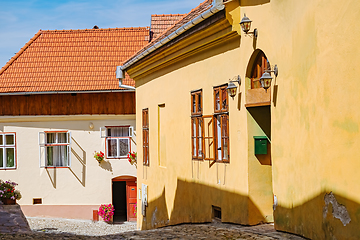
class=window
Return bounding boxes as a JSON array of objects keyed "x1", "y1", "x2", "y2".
[
  {"x1": 142, "y1": 109, "x2": 149, "y2": 166},
  {"x1": 190, "y1": 87, "x2": 229, "y2": 163},
  {"x1": 250, "y1": 52, "x2": 270, "y2": 89},
  {"x1": 39, "y1": 131, "x2": 71, "y2": 167},
  {"x1": 214, "y1": 85, "x2": 229, "y2": 162},
  {"x1": 0, "y1": 133, "x2": 16, "y2": 169},
  {"x1": 101, "y1": 126, "x2": 132, "y2": 159},
  {"x1": 191, "y1": 90, "x2": 203, "y2": 160}
]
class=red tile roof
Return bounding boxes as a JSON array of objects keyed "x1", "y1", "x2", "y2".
[
  {"x1": 0, "y1": 27, "x2": 150, "y2": 93},
  {"x1": 123, "y1": 0, "x2": 213, "y2": 66},
  {"x1": 150, "y1": 14, "x2": 186, "y2": 40}
]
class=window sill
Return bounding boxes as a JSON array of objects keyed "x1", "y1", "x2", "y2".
[
  {"x1": 42, "y1": 166, "x2": 70, "y2": 169},
  {"x1": 0, "y1": 168, "x2": 17, "y2": 170}
]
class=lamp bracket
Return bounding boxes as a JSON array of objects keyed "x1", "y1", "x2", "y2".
[
  {"x1": 265, "y1": 64, "x2": 278, "y2": 77},
  {"x1": 229, "y1": 75, "x2": 241, "y2": 85}
]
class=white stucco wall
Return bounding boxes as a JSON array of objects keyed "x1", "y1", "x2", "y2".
[{"x1": 0, "y1": 115, "x2": 136, "y2": 206}]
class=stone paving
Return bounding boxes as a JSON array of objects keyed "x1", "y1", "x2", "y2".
[
  {"x1": 0, "y1": 218, "x2": 307, "y2": 240},
  {"x1": 0, "y1": 203, "x2": 307, "y2": 239}
]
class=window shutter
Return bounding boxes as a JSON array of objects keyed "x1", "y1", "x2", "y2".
[
  {"x1": 129, "y1": 126, "x2": 134, "y2": 137},
  {"x1": 67, "y1": 132, "x2": 72, "y2": 167},
  {"x1": 39, "y1": 132, "x2": 46, "y2": 146},
  {"x1": 100, "y1": 127, "x2": 107, "y2": 138},
  {"x1": 203, "y1": 115, "x2": 215, "y2": 161},
  {"x1": 39, "y1": 145, "x2": 46, "y2": 168}
]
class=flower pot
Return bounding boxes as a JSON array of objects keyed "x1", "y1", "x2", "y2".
[{"x1": 1, "y1": 198, "x2": 16, "y2": 205}]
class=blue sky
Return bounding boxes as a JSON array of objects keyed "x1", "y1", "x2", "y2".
[{"x1": 0, "y1": 0, "x2": 197, "y2": 68}]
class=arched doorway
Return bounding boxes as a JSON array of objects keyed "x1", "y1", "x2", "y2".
[
  {"x1": 112, "y1": 175, "x2": 137, "y2": 222},
  {"x1": 244, "y1": 49, "x2": 274, "y2": 222}
]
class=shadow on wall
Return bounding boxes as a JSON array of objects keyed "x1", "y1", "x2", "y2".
[
  {"x1": 46, "y1": 168, "x2": 56, "y2": 188},
  {"x1": 240, "y1": 0, "x2": 270, "y2": 6},
  {"x1": 274, "y1": 191, "x2": 360, "y2": 239},
  {"x1": 141, "y1": 179, "x2": 267, "y2": 230},
  {"x1": 70, "y1": 138, "x2": 86, "y2": 186}
]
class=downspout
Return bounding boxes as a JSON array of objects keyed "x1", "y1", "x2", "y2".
[{"x1": 117, "y1": 0, "x2": 225, "y2": 80}]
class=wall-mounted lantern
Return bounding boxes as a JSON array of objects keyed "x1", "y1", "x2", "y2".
[
  {"x1": 259, "y1": 65, "x2": 278, "y2": 92},
  {"x1": 226, "y1": 75, "x2": 241, "y2": 98},
  {"x1": 240, "y1": 14, "x2": 258, "y2": 38}
]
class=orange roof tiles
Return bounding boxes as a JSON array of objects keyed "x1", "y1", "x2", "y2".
[
  {"x1": 123, "y1": 0, "x2": 213, "y2": 66},
  {"x1": 0, "y1": 27, "x2": 150, "y2": 93},
  {"x1": 150, "y1": 14, "x2": 186, "y2": 40}
]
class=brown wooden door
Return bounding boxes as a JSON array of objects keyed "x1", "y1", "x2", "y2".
[{"x1": 126, "y1": 181, "x2": 137, "y2": 221}]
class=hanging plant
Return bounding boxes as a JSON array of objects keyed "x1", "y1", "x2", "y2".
[
  {"x1": 94, "y1": 151, "x2": 104, "y2": 163},
  {"x1": 127, "y1": 151, "x2": 137, "y2": 168}
]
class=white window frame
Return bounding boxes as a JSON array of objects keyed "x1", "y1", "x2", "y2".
[
  {"x1": 39, "y1": 131, "x2": 71, "y2": 168},
  {"x1": 0, "y1": 133, "x2": 16, "y2": 169},
  {"x1": 100, "y1": 126, "x2": 133, "y2": 159}
]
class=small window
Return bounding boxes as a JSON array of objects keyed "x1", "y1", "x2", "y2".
[
  {"x1": 0, "y1": 133, "x2": 16, "y2": 169},
  {"x1": 101, "y1": 127, "x2": 132, "y2": 159},
  {"x1": 143, "y1": 109, "x2": 149, "y2": 166},
  {"x1": 214, "y1": 85, "x2": 228, "y2": 113},
  {"x1": 39, "y1": 131, "x2": 71, "y2": 167}
]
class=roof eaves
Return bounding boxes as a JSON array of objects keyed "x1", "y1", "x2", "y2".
[
  {"x1": 0, "y1": 30, "x2": 42, "y2": 75},
  {"x1": 121, "y1": 0, "x2": 224, "y2": 72}
]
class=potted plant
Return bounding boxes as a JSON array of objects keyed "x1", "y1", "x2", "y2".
[
  {"x1": 94, "y1": 151, "x2": 104, "y2": 163},
  {"x1": 127, "y1": 151, "x2": 137, "y2": 168},
  {"x1": 98, "y1": 204, "x2": 114, "y2": 223},
  {"x1": 0, "y1": 180, "x2": 22, "y2": 205}
]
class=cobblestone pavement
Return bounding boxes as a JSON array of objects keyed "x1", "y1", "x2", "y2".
[{"x1": 0, "y1": 217, "x2": 306, "y2": 240}]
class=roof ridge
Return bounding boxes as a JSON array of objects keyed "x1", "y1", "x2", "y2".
[
  {"x1": 41, "y1": 27, "x2": 150, "y2": 33},
  {"x1": 0, "y1": 30, "x2": 42, "y2": 75},
  {"x1": 151, "y1": 14, "x2": 186, "y2": 17}
]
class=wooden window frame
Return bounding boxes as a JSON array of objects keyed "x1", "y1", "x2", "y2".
[
  {"x1": 214, "y1": 113, "x2": 230, "y2": 163},
  {"x1": 0, "y1": 133, "x2": 17, "y2": 170},
  {"x1": 191, "y1": 90, "x2": 204, "y2": 160},
  {"x1": 191, "y1": 90, "x2": 202, "y2": 116},
  {"x1": 251, "y1": 52, "x2": 270, "y2": 89},
  {"x1": 214, "y1": 85, "x2": 228, "y2": 113},
  {"x1": 142, "y1": 108, "x2": 149, "y2": 166}
]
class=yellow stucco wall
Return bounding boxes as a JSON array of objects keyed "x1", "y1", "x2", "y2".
[
  {"x1": 127, "y1": 0, "x2": 360, "y2": 238},
  {"x1": 0, "y1": 115, "x2": 136, "y2": 220},
  {"x1": 129, "y1": 1, "x2": 273, "y2": 230}
]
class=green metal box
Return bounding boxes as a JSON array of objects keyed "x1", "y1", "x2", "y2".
[{"x1": 254, "y1": 136, "x2": 268, "y2": 155}]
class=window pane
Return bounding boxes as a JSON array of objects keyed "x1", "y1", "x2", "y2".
[
  {"x1": 6, "y1": 148, "x2": 15, "y2": 167},
  {"x1": 0, "y1": 148, "x2": 3, "y2": 167},
  {"x1": 5, "y1": 135, "x2": 14, "y2": 145},
  {"x1": 221, "y1": 88, "x2": 227, "y2": 111},
  {"x1": 46, "y1": 146, "x2": 67, "y2": 166},
  {"x1": 198, "y1": 93, "x2": 202, "y2": 113},
  {"x1": 192, "y1": 94, "x2": 196, "y2": 113},
  {"x1": 107, "y1": 139, "x2": 117, "y2": 157},
  {"x1": 198, "y1": 118, "x2": 203, "y2": 157},
  {"x1": 0, "y1": 135, "x2": 3, "y2": 145},
  {"x1": 118, "y1": 139, "x2": 129, "y2": 157},
  {"x1": 57, "y1": 133, "x2": 67, "y2": 143},
  {"x1": 46, "y1": 133, "x2": 56, "y2": 143},
  {"x1": 215, "y1": 89, "x2": 220, "y2": 111},
  {"x1": 108, "y1": 127, "x2": 129, "y2": 137}
]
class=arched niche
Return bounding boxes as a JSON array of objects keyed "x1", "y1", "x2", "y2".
[{"x1": 245, "y1": 49, "x2": 270, "y2": 89}]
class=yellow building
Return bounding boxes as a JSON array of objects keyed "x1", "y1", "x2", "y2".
[{"x1": 120, "y1": 0, "x2": 360, "y2": 239}]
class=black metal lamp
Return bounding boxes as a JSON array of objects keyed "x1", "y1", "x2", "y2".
[
  {"x1": 226, "y1": 75, "x2": 241, "y2": 98},
  {"x1": 240, "y1": 14, "x2": 258, "y2": 38},
  {"x1": 259, "y1": 65, "x2": 278, "y2": 92}
]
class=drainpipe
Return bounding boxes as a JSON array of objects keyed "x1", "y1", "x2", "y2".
[
  {"x1": 116, "y1": 66, "x2": 135, "y2": 90},
  {"x1": 117, "y1": 0, "x2": 225, "y2": 80}
]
